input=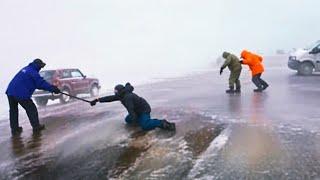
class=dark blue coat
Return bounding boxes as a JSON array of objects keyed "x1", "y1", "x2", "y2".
[{"x1": 6, "y1": 62, "x2": 54, "y2": 100}]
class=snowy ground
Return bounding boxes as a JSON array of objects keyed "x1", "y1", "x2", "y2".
[{"x1": 0, "y1": 56, "x2": 320, "y2": 179}]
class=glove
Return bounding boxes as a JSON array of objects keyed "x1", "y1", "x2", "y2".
[
  {"x1": 90, "y1": 99, "x2": 99, "y2": 106},
  {"x1": 220, "y1": 68, "x2": 223, "y2": 75},
  {"x1": 52, "y1": 86, "x2": 61, "y2": 94}
]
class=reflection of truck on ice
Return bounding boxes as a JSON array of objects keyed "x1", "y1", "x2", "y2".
[
  {"x1": 288, "y1": 40, "x2": 320, "y2": 75},
  {"x1": 33, "y1": 69, "x2": 100, "y2": 106}
]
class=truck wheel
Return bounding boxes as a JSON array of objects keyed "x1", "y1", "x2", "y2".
[
  {"x1": 90, "y1": 84, "x2": 99, "y2": 97},
  {"x1": 35, "y1": 97, "x2": 48, "y2": 107},
  {"x1": 60, "y1": 88, "x2": 71, "y2": 104},
  {"x1": 298, "y1": 62, "x2": 314, "y2": 76}
]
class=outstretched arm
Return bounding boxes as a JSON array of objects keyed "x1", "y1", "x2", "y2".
[
  {"x1": 98, "y1": 95, "x2": 120, "y2": 102},
  {"x1": 90, "y1": 95, "x2": 120, "y2": 106}
]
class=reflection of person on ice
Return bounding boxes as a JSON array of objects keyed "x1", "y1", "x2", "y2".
[
  {"x1": 6, "y1": 59, "x2": 61, "y2": 135},
  {"x1": 220, "y1": 52, "x2": 242, "y2": 94},
  {"x1": 90, "y1": 83, "x2": 176, "y2": 131},
  {"x1": 240, "y1": 50, "x2": 269, "y2": 92}
]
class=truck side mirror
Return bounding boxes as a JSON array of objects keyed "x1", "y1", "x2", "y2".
[{"x1": 83, "y1": 75, "x2": 87, "y2": 79}]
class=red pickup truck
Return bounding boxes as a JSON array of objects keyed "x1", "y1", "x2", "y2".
[{"x1": 32, "y1": 68, "x2": 100, "y2": 106}]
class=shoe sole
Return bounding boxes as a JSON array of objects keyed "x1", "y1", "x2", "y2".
[
  {"x1": 11, "y1": 132, "x2": 22, "y2": 136},
  {"x1": 33, "y1": 126, "x2": 45, "y2": 132},
  {"x1": 254, "y1": 91, "x2": 263, "y2": 93}
]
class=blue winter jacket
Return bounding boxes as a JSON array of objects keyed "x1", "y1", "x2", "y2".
[{"x1": 6, "y1": 62, "x2": 54, "y2": 100}]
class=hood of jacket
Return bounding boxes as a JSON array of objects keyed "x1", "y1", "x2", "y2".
[
  {"x1": 115, "y1": 83, "x2": 134, "y2": 97},
  {"x1": 222, "y1": 52, "x2": 231, "y2": 59},
  {"x1": 241, "y1": 50, "x2": 251, "y2": 59},
  {"x1": 124, "y1": 83, "x2": 134, "y2": 93},
  {"x1": 28, "y1": 62, "x2": 42, "y2": 72}
]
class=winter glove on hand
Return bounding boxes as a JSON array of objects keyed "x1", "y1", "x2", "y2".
[
  {"x1": 90, "y1": 99, "x2": 99, "y2": 106},
  {"x1": 220, "y1": 68, "x2": 224, "y2": 75},
  {"x1": 52, "y1": 86, "x2": 61, "y2": 94}
]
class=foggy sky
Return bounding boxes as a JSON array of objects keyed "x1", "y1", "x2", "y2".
[{"x1": 0, "y1": 0, "x2": 319, "y2": 89}]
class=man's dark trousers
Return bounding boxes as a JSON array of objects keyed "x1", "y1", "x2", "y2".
[
  {"x1": 7, "y1": 95, "x2": 40, "y2": 131},
  {"x1": 252, "y1": 73, "x2": 268, "y2": 89}
]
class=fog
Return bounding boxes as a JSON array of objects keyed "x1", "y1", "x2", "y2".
[{"x1": 0, "y1": 0, "x2": 319, "y2": 105}]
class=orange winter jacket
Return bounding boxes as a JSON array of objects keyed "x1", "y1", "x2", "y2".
[{"x1": 241, "y1": 50, "x2": 264, "y2": 76}]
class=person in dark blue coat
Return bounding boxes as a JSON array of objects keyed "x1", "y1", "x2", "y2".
[
  {"x1": 6, "y1": 59, "x2": 61, "y2": 135},
  {"x1": 90, "y1": 83, "x2": 176, "y2": 131}
]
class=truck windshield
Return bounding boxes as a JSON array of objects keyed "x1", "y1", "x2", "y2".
[
  {"x1": 304, "y1": 40, "x2": 320, "y2": 50},
  {"x1": 40, "y1": 70, "x2": 55, "y2": 81}
]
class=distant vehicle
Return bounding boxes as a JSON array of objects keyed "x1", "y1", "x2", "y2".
[
  {"x1": 33, "y1": 69, "x2": 100, "y2": 106},
  {"x1": 276, "y1": 49, "x2": 286, "y2": 55},
  {"x1": 288, "y1": 40, "x2": 320, "y2": 75}
]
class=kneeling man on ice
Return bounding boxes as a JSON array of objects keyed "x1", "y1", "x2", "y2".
[{"x1": 90, "y1": 83, "x2": 176, "y2": 131}]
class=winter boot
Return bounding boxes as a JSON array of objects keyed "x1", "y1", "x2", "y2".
[
  {"x1": 11, "y1": 126, "x2": 23, "y2": 136},
  {"x1": 226, "y1": 87, "x2": 235, "y2": 94},
  {"x1": 33, "y1": 124, "x2": 45, "y2": 133},
  {"x1": 253, "y1": 88, "x2": 263, "y2": 93},
  {"x1": 262, "y1": 84, "x2": 269, "y2": 91},
  {"x1": 234, "y1": 87, "x2": 241, "y2": 93},
  {"x1": 161, "y1": 120, "x2": 176, "y2": 131}
]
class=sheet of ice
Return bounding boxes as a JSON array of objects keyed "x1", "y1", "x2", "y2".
[{"x1": 187, "y1": 126, "x2": 232, "y2": 179}]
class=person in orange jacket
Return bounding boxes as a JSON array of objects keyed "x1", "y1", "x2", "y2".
[{"x1": 240, "y1": 50, "x2": 269, "y2": 92}]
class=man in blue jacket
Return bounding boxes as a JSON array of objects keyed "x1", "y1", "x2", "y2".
[{"x1": 6, "y1": 59, "x2": 61, "y2": 135}]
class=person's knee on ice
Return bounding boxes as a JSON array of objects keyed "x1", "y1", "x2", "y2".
[
  {"x1": 91, "y1": 83, "x2": 176, "y2": 131},
  {"x1": 125, "y1": 115, "x2": 131, "y2": 123},
  {"x1": 6, "y1": 59, "x2": 60, "y2": 135},
  {"x1": 125, "y1": 115, "x2": 133, "y2": 124}
]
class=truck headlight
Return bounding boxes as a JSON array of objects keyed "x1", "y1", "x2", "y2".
[{"x1": 290, "y1": 56, "x2": 297, "y2": 60}]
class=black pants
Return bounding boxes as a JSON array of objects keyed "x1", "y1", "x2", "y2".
[
  {"x1": 7, "y1": 95, "x2": 40, "y2": 130},
  {"x1": 252, "y1": 73, "x2": 268, "y2": 89}
]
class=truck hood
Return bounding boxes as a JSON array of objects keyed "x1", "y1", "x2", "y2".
[{"x1": 290, "y1": 48, "x2": 308, "y2": 59}]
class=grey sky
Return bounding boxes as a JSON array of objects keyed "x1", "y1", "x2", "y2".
[{"x1": 0, "y1": 0, "x2": 319, "y2": 88}]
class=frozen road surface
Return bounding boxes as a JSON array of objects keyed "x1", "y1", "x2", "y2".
[{"x1": 0, "y1": 56, "x2": 320, "y2": 179}]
